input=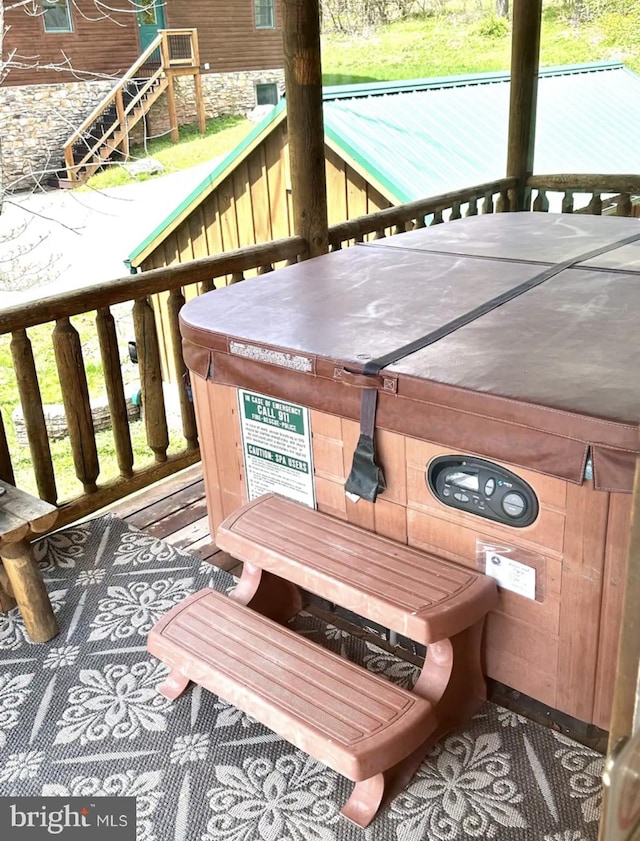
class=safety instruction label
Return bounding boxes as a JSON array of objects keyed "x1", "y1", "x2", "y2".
[
  {"x1": 485, "y1": 550, "x2": 536, "y2": 600},
  {"x1": 238, "y1": 389, "x2": 315, "y2": 508}
]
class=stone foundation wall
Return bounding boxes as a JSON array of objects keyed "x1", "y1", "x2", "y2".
[
  {"x1": 0, "y1": 79, "x2": 115, "y2": 192},
  {"x1": 2, "y1": 69, "x2": 284, "y2": 192},
  {"x1": 129, "y1": 69, "x2": 284, "y2": 145}
]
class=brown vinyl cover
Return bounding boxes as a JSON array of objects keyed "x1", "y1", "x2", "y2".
[{"x1": 180, "y1": 214, "x2": 640, "y2": 491}]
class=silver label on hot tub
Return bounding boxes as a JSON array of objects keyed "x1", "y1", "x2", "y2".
[{"x1": 229, "y1": 341, "x2": 314, "y2": 373}]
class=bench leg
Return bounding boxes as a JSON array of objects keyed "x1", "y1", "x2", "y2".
[
  {"x1": 0, "y1": 539, "x2": 58, "y2": 643},
  {"x1": 156, "y1": 668, "x2": 191, "y2": 700},
  {"x1": 0, "y1": 563, "x2": 17, "y2": 612},
  {"x1": 230, "y1": 563, "x2": 303, "y2": 623}
]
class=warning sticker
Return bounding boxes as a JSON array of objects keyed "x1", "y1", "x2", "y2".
[
  {"x1": 238, "y1": 389, "x2": 315, "y2": 508},
  {"x1": 485, "y1": 550, "x2": 536, "y2": 600}
]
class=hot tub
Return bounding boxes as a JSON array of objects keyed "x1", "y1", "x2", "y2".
[{"x1": 179, "y1": 212, "x2": 640, "y2": 729}]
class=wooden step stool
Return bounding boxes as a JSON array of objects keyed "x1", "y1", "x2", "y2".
[{"x1": 147, "y1": 493, "x2": 498, "y2": 827}]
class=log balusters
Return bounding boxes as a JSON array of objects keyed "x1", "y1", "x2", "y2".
[
  {"x1": 96, "y1": 307, "x2": 134, "y2": 478},
  {"x1": 167, "y1": 288, "x2": 198, "y2": 451},
  {"x1": 562, "y1": 190, "x2": 574, "y2": 214},
  {"x1": 586, "y1": 193, "x2": 602, "y2": 215},
  {"x1": 199, "y1": 279, "x2": 215, "y2": 295},
  {"x1": 532, "y1": 190, "x2": 549, "y2": 212},
  {"x1": 0, "y1": 410, "x2": 15, "y2": 485},
  {"x1": 52, "y1": 318, "x2": 100, "y2": 494},
  {"x1": 616, "y1": 193, "x2": 632, "y2": 216},
  {"x1": 133, "y1": 298, "x2": 170, "y2": 463},
  {"x1": 10, "y1": 330, "x2": 57, "y2": 504}
]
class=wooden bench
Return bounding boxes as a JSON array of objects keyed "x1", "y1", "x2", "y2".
[
  {"x1": 0, "y1": 481, "x2": 59, "y2": 643},
  {"x1": 147, "y1": 493, "x2": 498, "y2": 827}
]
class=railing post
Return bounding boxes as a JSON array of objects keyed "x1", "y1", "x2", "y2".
[
  {"x1": 64, "y1": 144, "x2": 76, "y2": 183},
  {"x1": 506, "y1": 0, "x2": 543, "y2": 211},
  {"x1": 115, "y1": 88, "x2": 129, "y2": 159},
  {"x1": 160, "y1": 33, "x2": 179, "y2": 143},
  {"x1": 282, "y1": 0, "x2": 328, "y2": 259}
]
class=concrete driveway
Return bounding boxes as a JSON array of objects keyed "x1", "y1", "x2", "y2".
[{"x1": 0, "y1": 159, "x2": 219, "y2": 309}]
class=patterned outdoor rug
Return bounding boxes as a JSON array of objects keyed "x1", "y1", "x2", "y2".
[{"x1": 0, "y1": 514, "x2": 604, "y2": 841}]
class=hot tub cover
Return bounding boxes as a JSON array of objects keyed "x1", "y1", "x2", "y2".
[{"x1": 180, "y1": 213, "x2": 640, "y2": 492}]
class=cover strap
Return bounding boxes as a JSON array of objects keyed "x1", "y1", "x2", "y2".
[{"x1": 345, "y1": 229, "x2": 640, "y2": 502}]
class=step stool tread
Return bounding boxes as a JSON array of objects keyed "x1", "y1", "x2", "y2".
[
  {"x1": 216, "y1": 494, "x2": 497, "y2": 643},
  {"x1": 148, "y1": 588, "x2": 434, "y2": 781}
]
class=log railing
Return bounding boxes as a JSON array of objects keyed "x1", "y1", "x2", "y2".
[
  {"x1": 2, "y1": 173, "x2": 639, "y2": 529},
  {"x1": 0, "y1": 237, "x2": 305, "y2": 529},
  {"x1": 527, "y1": 174, "x2": 640, "y2": 217},
  {"x1": 328, "y1": 178, "x2": 518, "y2": 250}
]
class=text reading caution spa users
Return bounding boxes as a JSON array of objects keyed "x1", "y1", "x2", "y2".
[{"x1": 243, "y1": 394, "x2": 304, "y2": 434}]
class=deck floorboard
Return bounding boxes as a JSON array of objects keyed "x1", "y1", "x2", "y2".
[{"x1": 107, "y1": 464, "x2": 241, "y2": 575}]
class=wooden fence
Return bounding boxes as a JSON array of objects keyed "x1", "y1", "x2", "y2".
[{"x1": 1, "y1": 174, "x2": 639, "y2": 527}]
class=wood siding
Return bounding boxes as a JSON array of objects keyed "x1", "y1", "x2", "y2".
[
  {"x1": 166, "y1": 1, "x2": 284, "y2": 73},
  {"x1": 3, "y1": 1, "x2": 140, "y2": 86},
  {"x1": 140, "y1": 120, "x2": 392, "y2": 381},
  {"x1": 140, "y1": 123, "x2": 393, "y2": 277},
  {"x1": 4, "y1": 0, "x2": 283, "y2": 86},
  {"x1": 195, "y1": 381, "x2": 632, "y2": 729}
]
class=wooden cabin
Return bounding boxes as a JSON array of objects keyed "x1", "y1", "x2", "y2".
[{"x1": 3, "y1": 0, "x2": 284, "y2": 86}]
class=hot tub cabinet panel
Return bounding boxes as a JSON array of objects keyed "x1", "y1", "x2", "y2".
[{"x1": 181, "y1": 214, "x2": 640, "y2": 731}]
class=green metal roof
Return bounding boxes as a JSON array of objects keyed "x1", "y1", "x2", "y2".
[{"x1": 128, "y1": 61, "x2": 640, "y2": 266}]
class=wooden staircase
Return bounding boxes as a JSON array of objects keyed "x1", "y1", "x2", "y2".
[{"x1": 55, "y1": 29, "x2": 204, "y2": 187}]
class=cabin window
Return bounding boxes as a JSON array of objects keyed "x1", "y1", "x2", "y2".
[
  {"x1": 256, "y1": 83, "x2": 279, "y2": 106},
  {"x1": 42, "y1": 0, "x2": 73, "y2": 32},
  {"x1": 254, "y1": 0, "x2": 275, "y2": 29}
]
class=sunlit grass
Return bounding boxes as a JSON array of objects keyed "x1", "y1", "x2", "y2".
[
  {"x1": 84, "y1": 115, "x2": 253, "y2": 191},
  {"x1": 320, "y1": 2, "x2": 640, "y2": 86}
]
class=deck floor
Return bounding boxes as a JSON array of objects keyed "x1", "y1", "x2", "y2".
[{"x1": 107, "y1": 464, "x2": 241, "y2": 578}]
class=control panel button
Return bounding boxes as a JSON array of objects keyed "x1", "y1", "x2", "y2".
[
  {"x1": 453, "y1": 492, "x2": 469, "y2": 502},
  {"x1": 484, "y1": 477, "x2": 496, "y2": 496},
  {"x1": 502, "y1": 491, "x2": 526, "y2": 518}
]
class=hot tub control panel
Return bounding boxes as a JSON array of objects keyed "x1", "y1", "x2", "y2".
[{"x1": 427, "y1": 456, "x2": 539, "y2": 528}]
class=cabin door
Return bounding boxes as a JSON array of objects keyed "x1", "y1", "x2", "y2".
[{"x1": 137, "y1": 0, "x2": 166, "y2": 53}]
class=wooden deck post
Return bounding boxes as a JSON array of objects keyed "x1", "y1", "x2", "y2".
[
  {"x1": 599, "y1": 443, "x2": 640, "y2": 838},
  {"x1": 282, "y1": 0, "x2": 328, "y2": 259},
  {"x1": 506, "y1": 0, "x2": 543, "y2": 211},
  {"x1": 608, "y1": 445, "x2": 640, "y2": 744}
]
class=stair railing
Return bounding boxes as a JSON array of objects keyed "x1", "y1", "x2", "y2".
[{"x1": 62, "y1": 29, "x2": 199, "y2": 184}]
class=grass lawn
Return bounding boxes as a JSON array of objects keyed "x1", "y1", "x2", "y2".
[
  {"x1": 321, "y1": 3, "x2": 640, "y2": 86},
  {"x1": 85, "y1": 114, "x2": 254, "y2": 191}
]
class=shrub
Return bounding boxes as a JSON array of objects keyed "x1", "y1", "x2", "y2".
[{"x1": 475, "y1": 14, "x2": 510, "y2": 38}]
